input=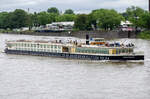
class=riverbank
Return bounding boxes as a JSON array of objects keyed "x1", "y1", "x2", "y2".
[{"x1": 1, "y1": 30, "x2": 137, "y2": 39}]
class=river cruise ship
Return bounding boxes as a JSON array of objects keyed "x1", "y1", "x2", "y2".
[{"x1": 4, "y1": 37, "x2": 144, "y2": 61}]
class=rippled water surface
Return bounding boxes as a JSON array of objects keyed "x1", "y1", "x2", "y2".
[{"x1": 0, "y1": 34, "x2": 150, "y2": 99}]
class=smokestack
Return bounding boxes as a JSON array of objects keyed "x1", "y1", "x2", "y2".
[{"x1": 86, "y1": 35, "x2": 89, "y2": 45}]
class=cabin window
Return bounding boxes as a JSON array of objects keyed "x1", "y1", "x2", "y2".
[
  {"x1": 63, "y1": 47, "x2": 69, "y2": 52},
  {"x1": 85, "y1": 50, "x2": 88, "y2": 53},
  {"x1": 32, "y1": 49, "x2": 35, "y2": 51},
  {"x1": 58, "y1": 46, "x2": 61, "y2": 49},
  {"x1": 21, "y1": 43, "x2": 23, "y2": 47},
  {"x1": 116, "y1": 49, "x2": 119, "y2": 54},
  {"x1": 54, "y1": 45, "x2": 57, "y2": 49},
  {"x1": 100, "y1": 49, "x2": 103, "y2": 54},
  {"x1": 129, "y1": 49, "x2": 133, "y2": 53},
  {"x1": 43, "y1": 45, "x2": 46, "y2": 48},
  {"x1": 90, "y1": 50, "x2": 93, "y2": 53},
  {"x1": 124, "y1": 49, "x2": 127, "y2": 53},
  {"x1": 15, "y1": 43, "x2": 18, "y2": 47},
  {"x1": 24, "y1": 44, "x2": 26, "y2": 47},
  {"x1": 20, "y1": 43, "x2": 22, "y2": 47},
  {"x1": 123, "y1": 49, "x2": 126, "y2": 53}
]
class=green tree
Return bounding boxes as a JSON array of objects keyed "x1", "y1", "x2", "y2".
[
  {"x1": 36, "y1": 12, "x2": 58, "y2": 25},
  {"x1": 124, "y1": 6, "x2": 145, "y2": 26},
  {"x1": 126, "y1": 6, "x2": 145, "y2": 19},
  {"x1": 86, "y1": 13, "x2": 97, "y2": 30},
  {"x1": 74, "y1": 14, "x2": 90, "y2": 30},
  {"x1": 138, "y1": 31, "x2": 150, "y2": 39},
  {"x1": 56, "y1": 14, "x2": 76, "y2": 22},
  {"x1": 64, "y1": 9, "x2": 74, "y2": 14},
  {"x1": 0, "y1": 12, "x2": 10, "y2": 29},
  {"x1": 91, "y1": 9, "x2": 124, "y2": 30},
  {"x1": 0, "y1": 10, "x2": 28, "y2": 29},
  {"x1": 49, "y1": 13, "x2": 58, "y2": 22},
  {"x1": 138, "y1": 12, "x2": 150, "y2": 29},
  {"x1": 11, "y1": 9, "x2": 28, "y2": 29},
  {"x1": 47, "y1": 7, "x2": 59, "y2": 14},
  {"x1": 37, "y1": 12, "x2": 51, "y2": 25},
  {"x1": 121, "y1": 12, "x2": 128, "y2": 20}
]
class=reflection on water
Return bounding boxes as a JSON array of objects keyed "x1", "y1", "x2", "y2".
[{"x1": 0, "y1": 34, "x2": 150, "y2": 99}]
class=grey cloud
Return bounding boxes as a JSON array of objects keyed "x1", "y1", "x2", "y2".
[{"x1": 0, "y1": 0, "x2": 148, "y2": 13}]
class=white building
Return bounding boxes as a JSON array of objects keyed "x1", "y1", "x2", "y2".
[
  {"x1": 121, "y1": 21, "x2": 132, "y2": 27},
  {"x1": 46, "y1": 21, "x2": 74, "y2": 30},
  {"x1": 120, "y1": 21, "x2": 134, "y2": 32}
]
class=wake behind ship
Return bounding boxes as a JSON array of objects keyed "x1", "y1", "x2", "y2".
[{"x1": 4, "y1": 36, "x2": 144, "y2": 61}]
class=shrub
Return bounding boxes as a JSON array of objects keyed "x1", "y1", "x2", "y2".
[{"x1": 137, "y1": 31, "x2": 150, "y2": 40}]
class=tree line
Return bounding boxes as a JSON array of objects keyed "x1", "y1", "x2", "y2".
[{"x1": 0, "y1": 6, "x2": 150, "y2": 31}]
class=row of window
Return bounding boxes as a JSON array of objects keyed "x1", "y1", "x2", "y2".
[
  {"x1": 15, "y1": 47, "x2": 60, "y2": 50},
  {"x1": 76, "y1": 48, "x2": 109, "y2": 54},
  {"x1": 116, "y1": 49, "x2": 133, "y2": 53},
  {"x1": 12, "y1": 43, "x2": 61, "y2": 49},
  {"x1": 15, "y1": 48, "x2": 61, "y2": 53},
  {"x1": 75, "y1": 47, "x2": 133, "y2": 54}
]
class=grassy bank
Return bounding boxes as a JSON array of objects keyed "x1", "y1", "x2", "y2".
[
  {"x1": 0, "y1": 30, "x2": 35, "y2": 34},
  {"x1": 137, "y1": 31, "x2": 150, "y2": 40},
  {"x1": 0, "y1": 29, "x2": 13, "y2": 33}
]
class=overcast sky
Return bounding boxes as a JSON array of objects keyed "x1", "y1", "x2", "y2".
[{"x1": 0, "y1": 0, "x2": 148, "y2": 13}]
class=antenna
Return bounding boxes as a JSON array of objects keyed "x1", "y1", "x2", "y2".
[
  {"x1": 86, "y1": 35, "x2": 89, "y2": 45},
  {"x1": 149, "y1": 0, "x2": 150, "y2": 12}
]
